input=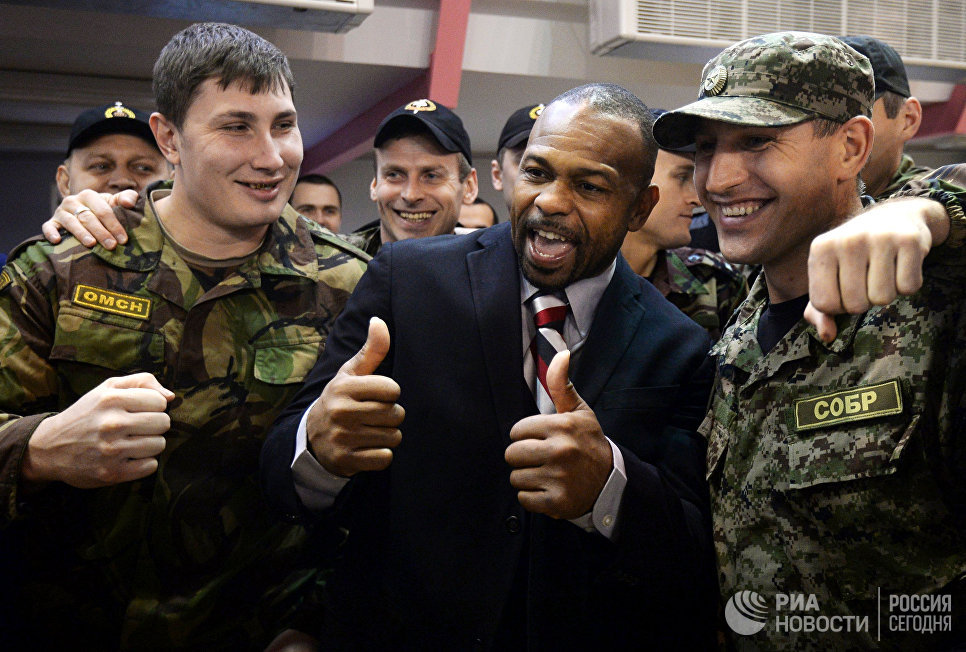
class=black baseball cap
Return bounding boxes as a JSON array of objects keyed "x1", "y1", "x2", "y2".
[
  {"x1": 649, "y1": 109, "x2": 695, "y2": 153},
  {"x1": 67, "y1": 101, "x2": 157, "y2": 157},
  {"x1": 839, "y1": 36, "x2": 911, "y2": 99},
  {"x1": 497, "y1": 104, "x2": 545, "y2": 152},
  {"x1": 374, "y1": 99, "x2": 472, "y2": 164}
]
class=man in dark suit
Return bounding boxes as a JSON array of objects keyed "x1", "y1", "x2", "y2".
[{"x1": 261, "y1": 83, "x2": 717, "y2": 650}]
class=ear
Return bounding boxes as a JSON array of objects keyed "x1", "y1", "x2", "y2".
[
  {"x1": 462, "y1": 168, "x2": 479, "y2": 205},
  {"x1": 490, "y1": 159, "x2": 503, "y2": 191},
  {"x1": 837, "y1": 116, "x2": 874, "y2": 182},
  {"x1": 899, "y1": 96, "x2": 923, "y2": 141},
  {"x1": 55, "y1": 162, "x2": 71, "y2": 198},
  {"x1": 628, "y1": 184, "x2": 660, "y2": 232},
  {"x1": 369, "y1": 176, "x2": 378, "y2": 202},
  {"x1": 150, "y1": 112, "x2": 181, "y2": 167}
]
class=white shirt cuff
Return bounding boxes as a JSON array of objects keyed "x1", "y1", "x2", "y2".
[
  {"x1": 291, "y1": 397, "x2": 350, "y2": 512},
  {"x1": 568, "y1": 437, "x2": 626, "y2": 540}
]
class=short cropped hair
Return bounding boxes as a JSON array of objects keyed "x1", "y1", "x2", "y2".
[
  {"x1": 153, "y1": 22, "x2": 295, "y2": 129},
  {"x1": 375, "y1": 121, "x2": 472, "y2": 182},
  {"x1": 808, "y1": 119, "x2": 864, "y2": 192},
  {"x1": 550, "y1": 83, "x2": 658, "y2": 186},
  {"x1": 295, "y1": 174, "x2": 342, "y2": 204},
  {"x1": 880, "y1": 91, "x2": 905, "y2": 120}
]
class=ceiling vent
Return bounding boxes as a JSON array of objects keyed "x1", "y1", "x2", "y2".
[
  {"x1": 4, "y1": 0, "x2": 374, "y2": 33},
  {"x1": 590, "y1": 0, "x2": 966, "y2": 74}
]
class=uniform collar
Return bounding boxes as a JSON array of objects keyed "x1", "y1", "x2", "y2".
[{"x1": 91, "y1": 182, "x2": 321, "y2": 284}]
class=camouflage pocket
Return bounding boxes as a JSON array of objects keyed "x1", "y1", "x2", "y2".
[
  {"x1": 50, "y1": 306, "x2": 164, "y2": 374},
  {"x1": 786, "y1": 413, "x2": 919, "y2": 490},
  {"x1": 252, "y1": 327, "x2": 323, "y2": 385}
]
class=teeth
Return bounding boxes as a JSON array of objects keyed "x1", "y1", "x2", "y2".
[
  {"x1": 248, "y1": 183, "x2": 275, "y2": 190},
  {"x1": 535, "y1": 229, "x2": 568, "y2": 242},
  {"x1": 720, "y1": 202, "x2": 762, "y2": 217},
  {"x1": 399, "y1": 212, "x2": 431, "y2": 221}
]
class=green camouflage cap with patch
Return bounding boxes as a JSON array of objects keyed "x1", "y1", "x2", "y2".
[{"x1": 653, "y1": 31, "x2": 874, "y2": 150}]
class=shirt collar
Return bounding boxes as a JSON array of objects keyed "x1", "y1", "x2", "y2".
[{"x1": 520, "y1": 258, "x2": 617, "y2": 337}]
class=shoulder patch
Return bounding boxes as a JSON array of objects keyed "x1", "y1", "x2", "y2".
[
  {"x1": 72, "y1": 284, "x2": 151, "y2": 320},
  {"x1": 0, "y1": 269, "x2": 10, "y2": 292},
  {"x1": 794, "y1": 379, "x2": 903, "y2": 431}
]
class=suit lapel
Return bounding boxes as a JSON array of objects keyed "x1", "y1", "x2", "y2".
[
  {"x1": 467, "y1": 224, "x2": 536, "y2": 436},
  {"x1": 572, "y1": 257, "x2": 645, "y2": 406}
]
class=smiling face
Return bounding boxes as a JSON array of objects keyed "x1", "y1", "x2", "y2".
[
  {"x1": 152, "y1": 77, "x2": 302, "y2": 254},
  {"x1": 693, "y1": 119, "x2": 842, "y2": 275},
  {"x1": 56, "y1": 133, "x2": 169, "y2": 197},
  {"x1": 511, "y1": 101, "x2": 657, "y2": 290},
  {"x1": 370, "y1": 133, "x2": 478, "y2": 243}
]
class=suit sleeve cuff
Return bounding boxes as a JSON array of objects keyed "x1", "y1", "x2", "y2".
[
  {"x1": 568, "y1": 437, "x2": 626, "y2": 540},
  {"x1": 291, "y1": 398, "x2": 349, "y2": 512}
]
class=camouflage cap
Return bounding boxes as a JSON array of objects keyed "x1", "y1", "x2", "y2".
[{"x1": 653, "y1": 31, "x2": 874, "y2": 150}]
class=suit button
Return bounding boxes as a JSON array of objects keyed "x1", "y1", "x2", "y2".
[{"x1": 505, "y1": 515, "x2": 520, "y2": 534}]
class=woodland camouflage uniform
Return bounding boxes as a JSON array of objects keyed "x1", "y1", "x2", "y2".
[
  {"x1": 876, "y1": 153, "x2": 933, "y2": 201},
  {"x1": 649, "y1": 246, "x2": 747, "y2": 341},
  {"x1": 0, "y1": 187, "x2": 368, "y2": 650}
]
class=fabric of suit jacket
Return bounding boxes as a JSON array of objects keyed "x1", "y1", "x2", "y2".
[{"x1": 261, "y1": 223, "x2": 718, "y2": 650}]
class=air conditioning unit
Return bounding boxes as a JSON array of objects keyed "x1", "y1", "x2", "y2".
[
  {"x1": 590, "y1": 0, "x2": 966, "y2": 73},
  {"x1": 5, "y1": 0, "x2": 374, "y2": 33}
]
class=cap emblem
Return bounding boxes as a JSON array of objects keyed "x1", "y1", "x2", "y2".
[
  {"x1": 105, "y1": 101, "x2": 135, "y2": 119},
  {"x1": 528, "y1": 104, "x2": 545, "y2": 120},
  {"x1": 404, "y1": 99, "x2": 437, "y2": 114},
  {"x1": 703, "y1": 66, "x2": 728, "y2": 96}
]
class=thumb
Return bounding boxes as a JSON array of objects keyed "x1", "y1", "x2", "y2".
[
  {"x1": 110, "y1": 372, "x2": 176, "y2": 401},
  {"x1": 804, "y1": 301, "x2": 838, "y2": 344},
  {"x1": 546, "y1": 350, "x2": 587, "y2": 414},
  {"x1": 108, "y1": 189, "x2": 139, "y2": 208},
  {"x1": 342, "y1": 316, "x2": 391, "y2": 376}
]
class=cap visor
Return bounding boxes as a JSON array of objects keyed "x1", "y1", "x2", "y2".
[
  {"x1": 500, "y1": 130, "x2": 530, "y2": 151},
  {"x1": 653, "y1": 96, "x2": 814, "y2": 150}
]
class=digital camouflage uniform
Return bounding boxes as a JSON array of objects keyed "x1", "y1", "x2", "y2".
[
  {"x1": 648, "y1": 246, "x2": 747, "y2": 341},
  {"x1": 653, "y1": 32, "x2": 966, "y2": 650},
  {"x1": 702, "y1": 173, "x2": 966, "y2": 651},
  {"x1": 0, "y1": 188, "x2": 368, "y2": 650},
  {"x1": 876, "y1": 153, "x2": 933, "y2": 201}
]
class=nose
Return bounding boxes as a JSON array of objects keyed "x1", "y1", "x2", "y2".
[
  {"x1": 107, "y1": 170, "x2": 138, "y2": 192},
  {"x1": 400, "y1": 177, "x2": 423, "y2": 204},
  {"x1": 702, "y1": 149, "x2": 746, "y2": 197},
  {"x1": 532, "y1": 179, "x2": 573, "y2": 217},
  {"x1": 251, "y1": 129, "x2": 285, "y2": 172},
  {"x1": 683, "y1": 177, "x2": 701, "y2": 209}
]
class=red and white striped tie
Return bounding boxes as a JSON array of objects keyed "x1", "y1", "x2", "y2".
[{"x1": 529, "y1": 291, "x2": 569, "y2": 414}]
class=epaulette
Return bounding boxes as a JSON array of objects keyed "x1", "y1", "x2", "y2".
[
  {"x1": 298, "y1": 213, "x2": 372, "y2": 263},
  {"x1": 5, "y1": 234, "x2": 47, "y2": 264},
  {"x1": 673, "y1": 246, "x2": 739, "y2": 276}
]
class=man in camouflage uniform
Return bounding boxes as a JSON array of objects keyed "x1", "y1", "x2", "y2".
[
  {"x1": 621, "y1": 108, "x2": 745, "y2": 340},
  {"x1": 840, "y1": 36, "x2": 932, "y2": 200},
  {"x1": 655, "y1": 32, "x2": 966, "y2": 649},
  {"x1": 0, "y1": 22, "x2": 367, "y2": 650}
]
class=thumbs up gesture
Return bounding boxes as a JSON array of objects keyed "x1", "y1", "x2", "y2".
[
  {"x1": 306, "y1": 317, "x2": 404, "y2": 477},
  {"x1": 505, "y1": 350, "x2": 613, "y2": 519}
]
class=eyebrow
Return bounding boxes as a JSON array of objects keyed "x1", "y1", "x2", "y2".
[
  {"x1": 213, "y1": 110, "x2": 296, "y2": 121},
  {"x1": 522, "y1": 153, "x2": 615, "y2": 180}
]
